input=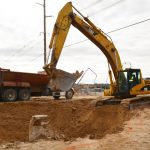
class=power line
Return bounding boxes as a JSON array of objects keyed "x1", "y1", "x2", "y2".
[
  {"x1": 90, "y1": 0, "x2": 125, "y2": 16},
  {"x1": 64, "y1": 17, "x2": 150, "y2": 48},
  {"x1": 81, "y1": 0, "x2": 104, "y2": 11},
  {"x1": 3, "y1": 38, "x2": 44, "y2": 63},
  {"x1": 30, "y1": 17, "x2": 150, "y2": 61},
  {"x1": 30, "y1": 53, "x2": 44, "y2": 61},
  {"x1": 18, "y1": 39, "x2": 44, "y2": 57},
  {"x1": 107, "y1": 18, "x2": 150, "y2": 34},
  {"x1": 9, "y1": 32, "x2": 42, "y2": 57},
  {"x1": 0, "y1": 40, "x2": 35, "y2": 63},
  {"x1": 64, "y1": 39, "x2": 88, "y2": 48},
  {"x1": 13, "y1": 38, "x2": 43, "y2": 56},
  {"x1": 4, "y1": 36, "x2": 42, "y2": 60},
  {"x1": 11, "y1": 40, "x2": 34, "y2": 56}
]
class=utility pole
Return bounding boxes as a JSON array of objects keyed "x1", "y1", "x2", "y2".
[
  {"x1": 36, "y1": 0, "x2": 53, "y2": 66},
  {"x1": 43, "y1": 0, "x2": 46, "y2": 66}
]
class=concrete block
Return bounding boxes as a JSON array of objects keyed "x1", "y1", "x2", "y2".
[{"x1": 29, "y1": 115, "x2": 53, "y2": 142}]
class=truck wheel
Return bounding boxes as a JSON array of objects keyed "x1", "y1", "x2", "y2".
[
  {"x1": 53, "y1": 92, "x2": 60, "y2": 100},
  {"x1": 65, "y1": 89, "x2": 74, "y2": 99},
  {"x1": 2, "y1": 88, "x2": 17, "y2": 102},
  {"x1": 19, "y1": 89, "x2": 31, "y2": 100}
]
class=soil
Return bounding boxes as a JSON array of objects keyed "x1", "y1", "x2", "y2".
[{"x1": 0, "y1": 97, "x2": 130, "y2": 143}]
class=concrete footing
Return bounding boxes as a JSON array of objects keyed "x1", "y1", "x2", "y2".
[{"x1": 29, "y1": 115, "x2": 51, "y2": 142}]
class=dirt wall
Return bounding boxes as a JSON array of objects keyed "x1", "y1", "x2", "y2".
[{"x1": 0, "y1": 98, "x2": 130, "y2": 142}]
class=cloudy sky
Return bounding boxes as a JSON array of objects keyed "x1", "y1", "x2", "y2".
[{"x1": 0, "y1": 0, "x2": 150, "y2": 83}]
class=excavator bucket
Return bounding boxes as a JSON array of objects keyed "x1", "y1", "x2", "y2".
[{"x1": 48, "y1": 69, "x2": 83, "y2": 92}]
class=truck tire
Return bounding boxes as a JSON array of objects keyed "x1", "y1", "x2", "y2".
[
  {"x1": 19, "y1": 88, "x2": 31, "y2": 100},
  {"x1": 2, "y1": 88, "x2": 17, "y2": 102},
  {"x1": 65, "y1": 89, "x2": 74, "y2": 99},
  {"x1": 53, "y1": 92, "x2": 60, "y2": 100}
]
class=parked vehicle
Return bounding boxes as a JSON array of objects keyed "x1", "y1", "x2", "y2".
[{"x1": 0, "y1": 68, "x2": 51, "y2": 102}]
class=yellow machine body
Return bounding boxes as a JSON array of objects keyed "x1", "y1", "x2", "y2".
[{"x1": 44, "y1": 2, "x2": 150, "y2": 98}]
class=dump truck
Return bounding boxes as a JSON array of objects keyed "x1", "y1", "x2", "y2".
[{"x1": 0, "y1": 68, "x2": 51, "y2": 102}]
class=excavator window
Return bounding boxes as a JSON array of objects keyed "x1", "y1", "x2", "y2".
[
  {"x1": 128, "y1": 70, "x2": 141, "y2": 88},
  {"x1": 118, "y1": 71, "x2": 128, "y2": 94},
  {"x1": 118, "y1": 69, "x2": 141, "y2": 96}
]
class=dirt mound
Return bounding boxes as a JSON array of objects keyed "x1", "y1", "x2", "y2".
[
  {"x1": 0, "y1": 98, "x2": 130, "y2": 142},
  {"x1": 49, "y1": 105, "x2": 130, "y2": 140}
]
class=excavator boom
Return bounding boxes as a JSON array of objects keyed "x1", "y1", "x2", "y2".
[{"x1": 45, "y1": 2, "x2": 122, "y2": 80}]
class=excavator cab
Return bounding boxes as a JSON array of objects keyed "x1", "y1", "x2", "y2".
[{"x1": 118, "y1": 69, "x2": 141, "y2": 97}]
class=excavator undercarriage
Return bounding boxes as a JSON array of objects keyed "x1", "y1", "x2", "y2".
[{"x1": 95, "y1": 95, "x2": 150, "y2": 109}]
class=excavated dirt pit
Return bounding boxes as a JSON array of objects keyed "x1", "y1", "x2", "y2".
[{"x1": 0, "y1": 98, "x2": 130, "y2": 143}]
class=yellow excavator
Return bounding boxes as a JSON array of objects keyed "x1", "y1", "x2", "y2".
[{"x1": 44, "y1": 2, "x2": 150, "y2": 105}]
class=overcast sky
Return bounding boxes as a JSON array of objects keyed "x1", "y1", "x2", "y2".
[{"x1": 0, "y1": 0, "x2": 150, "y2": 83}]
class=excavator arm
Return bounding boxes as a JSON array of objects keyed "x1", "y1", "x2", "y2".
[{"x1": 44, "y1": 2, "x2": 122, "y2": 78}]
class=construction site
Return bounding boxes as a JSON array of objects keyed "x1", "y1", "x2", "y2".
[{"x1": 0, "y1": 0, "x2": 150, "y2": 150}]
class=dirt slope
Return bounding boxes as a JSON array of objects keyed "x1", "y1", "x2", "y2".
[
  {"x1": 0, "y1": 98, "x2": 130, "y2": 142},
  {"x1": 0, "y1": 106, "x2": 149, "y2": 150}
]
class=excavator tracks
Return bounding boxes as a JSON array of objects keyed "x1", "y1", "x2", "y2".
[
  {"x1": 121, "y1": 96, "x2": 150, "y2": 110},
  {"x1": 95, "y1": 95, "x2": 150, "y2": 110}
]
